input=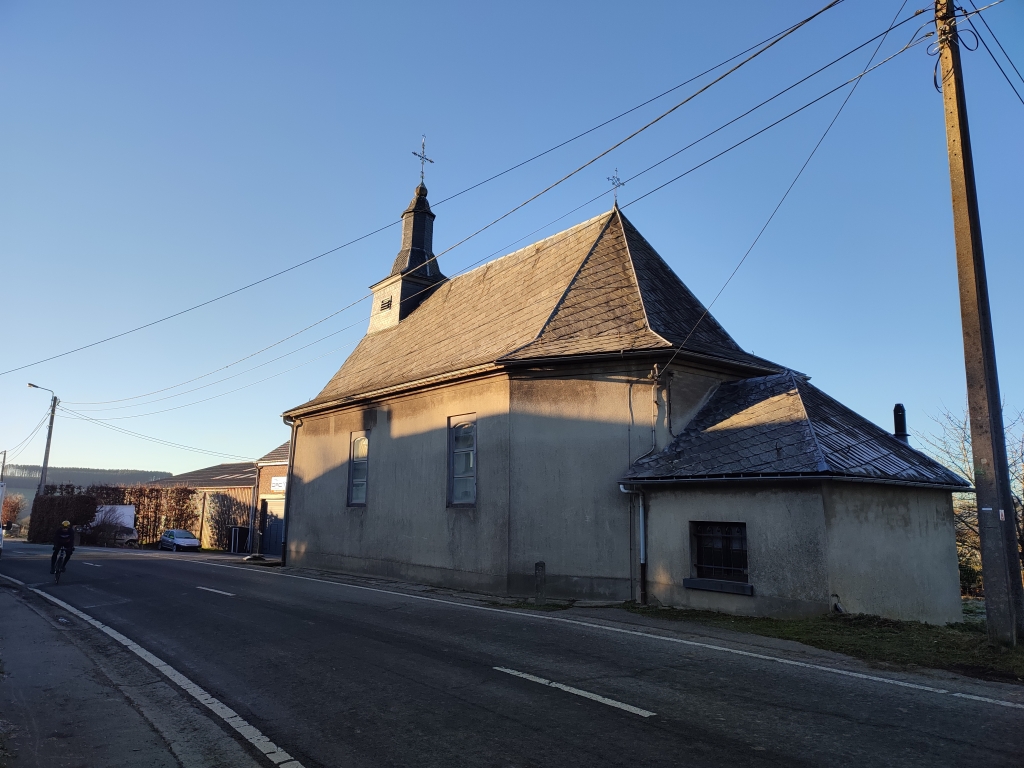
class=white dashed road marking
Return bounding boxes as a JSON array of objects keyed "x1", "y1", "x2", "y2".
[
  {"x1": 82, "y1": 562, "x2": 101, "y2": 567},
  {"x1": 197, "y1": 586, "x2": 235, "y2": 596},
  {"x1": 494, "y1": 666, "x2": 656, "y2": 717},
  {"x1": 187, "y1": 560, "x2": 1024, "y2": 712},
  {"x1": 0, "y1": 573, "x2": 304, "y2": 767}
]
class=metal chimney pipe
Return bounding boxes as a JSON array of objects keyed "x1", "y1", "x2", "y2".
[{"x1": 893, "y1": 403, "x2": 910, "y2": 444}]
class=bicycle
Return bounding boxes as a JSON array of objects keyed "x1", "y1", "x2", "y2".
[{"x1": 54, "y1": 548, "x2": 67, "y2": 585}]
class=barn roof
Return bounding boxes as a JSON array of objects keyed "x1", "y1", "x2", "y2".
[
  {"x1": 625, "y1": 372, "x2": 969, "y2": 490},
  {"x1": 288, "y1": 208, "x2": 780, "y2": 414},
  {"x1": 256, "y1": 442, "x2": 290, "y2": 465},
  {"x1": 148, "y1": 461, "x2": 256, "y2": 489}
]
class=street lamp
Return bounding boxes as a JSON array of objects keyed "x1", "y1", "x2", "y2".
[{"x1": 28, "y1": 384, "x2": 59, "y2": 496}]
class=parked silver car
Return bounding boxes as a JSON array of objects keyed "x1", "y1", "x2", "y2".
[{"x1": 159, "y1": 529, "x2": 201, "y2": 552}]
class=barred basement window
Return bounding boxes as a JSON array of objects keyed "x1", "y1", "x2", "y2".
[
  {"x1": 448, "y1": 414, "x2": 476, "y2": 506},
  {"x1": 380, "y1": 296, "x2": 393, "y2": 311},
  {"x1": 348, "y1": 432, "x2": 369, "y2": 506},
  {"x1": 691, "y1": 522, "x2": 748, "y2": 583}
]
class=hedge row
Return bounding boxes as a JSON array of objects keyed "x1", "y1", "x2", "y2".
[{"x1": 27, "y1": 494, "x2": 97, "y2": 544}]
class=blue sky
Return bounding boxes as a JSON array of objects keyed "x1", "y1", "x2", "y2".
[{"x1": 1, "y1": 0, "x2": 1021, "y2": 474}]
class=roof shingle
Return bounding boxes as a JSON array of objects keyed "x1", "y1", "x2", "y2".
[
  {"x1": 290, "y1": 209, "x2": 778, "y2": 412},
  {"x1": 626, "y1": 372, "x2": 969, "y2": 489}
]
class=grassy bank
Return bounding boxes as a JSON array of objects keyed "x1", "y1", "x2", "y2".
[{"x1": 618, "y1": 602, "x2": 1024, "y2": 684}]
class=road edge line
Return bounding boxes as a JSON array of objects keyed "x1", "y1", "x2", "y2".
[
  {"x1": 0, "y1": 572, "x2": 305, "y2": 767},
  {"x1": 181, "y1": 560, "x2": 1024, "y2": 710}
]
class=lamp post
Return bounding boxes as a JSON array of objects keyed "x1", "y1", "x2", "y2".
[{"x1": 28, "y1": 384, "x2": 59, "y2": 497}]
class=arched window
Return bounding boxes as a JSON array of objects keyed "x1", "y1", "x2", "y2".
[
  {"x1": 449, "y1": 416, "x2": 476, "y2": 506},
  {"x1": 349, "y1": 434, "x2": 369, "y2": 506}
]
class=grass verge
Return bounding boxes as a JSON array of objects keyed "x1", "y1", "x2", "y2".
[{"x1": 619, "y1": 603, "x2": 1024, "y2": 684}]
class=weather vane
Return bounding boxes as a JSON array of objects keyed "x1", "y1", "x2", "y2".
[
  {"x1": 607, "y1": 168, "x2": 625, "y2": 203},
  {"x1": 412, "y1": 135, "x2": 434, "y2": 183}
]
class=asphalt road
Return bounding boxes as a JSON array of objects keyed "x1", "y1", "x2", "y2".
[{"x1": 2, "y1": 541, "x2": 1023, "y2": 768}]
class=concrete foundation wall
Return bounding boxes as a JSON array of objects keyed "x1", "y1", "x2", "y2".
[
  {"x1": 645, "y1": 484, "x2": 831, "y2": 617},
  {"x1": 287, "y1": 377, "x2": 510, "y2": 591},
  {"x1": 821, "y1": 482, "x2": 961, "y2": 625}
]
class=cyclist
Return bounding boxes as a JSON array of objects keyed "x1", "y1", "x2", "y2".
[{"x1": 51, "y1": 520, "x2": 75, "y2": 574}]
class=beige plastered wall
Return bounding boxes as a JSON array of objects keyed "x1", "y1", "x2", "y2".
[
  {"x1": 645, "y1": 483, "x2": 831, "y2": 617},
  {"x1": 286, "y1": 360, "x2": 730, "y2": 599},
  {"x1": 821, "y1": 481, "x2": 961, "y2": 625},
  {"x1": 287, "y1": 376, "x2": 511, "y2": 593}
]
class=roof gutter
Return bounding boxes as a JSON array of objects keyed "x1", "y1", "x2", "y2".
[{"x1": 620, "y1": 473, "x2": 972, "y2": 493}]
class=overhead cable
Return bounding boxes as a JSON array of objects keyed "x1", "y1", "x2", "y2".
[
  {"x1": 1, "y1": 7, "x2": 834, "y2": 380},
  {"x1": 659, "y1": 0, "x2": 916, "y2": 373},
  {"x1": 67, "y1": 10, "x2": 925, "y2": 420},
  {"x1": 965, "y1": 0, "x2": 1024, "y2": 87},
  {"x1": 962, "y1": 2, "x2": 1024, "y2": 106},
  {"x1": 57, "y1": 406, "x2": 255, "y2": 461}
]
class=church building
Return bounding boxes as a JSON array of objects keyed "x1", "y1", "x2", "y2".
[{"x1": 281, "y1": 184, "x2": 968, "y2": 624}]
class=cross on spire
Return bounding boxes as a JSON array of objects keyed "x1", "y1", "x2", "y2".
[
  {"x1": 412, "y1": 135, "x2": 434, "y2": 183},
  {"x1": 607, "y1": 168, "x2": 625, "y2": 203}
]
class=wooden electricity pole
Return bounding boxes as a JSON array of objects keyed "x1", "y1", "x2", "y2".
[{"x1": 935, "y1": 0, "x2": 1023, "y2": 645}]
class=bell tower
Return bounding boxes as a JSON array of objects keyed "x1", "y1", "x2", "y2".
[{"x1": 367, "y1": 183, "x2": 446, "y2": 333}]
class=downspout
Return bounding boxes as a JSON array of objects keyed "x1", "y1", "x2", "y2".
[
  {"x1": 619, "y1": 484, "x2": 647, "y2": 605},
  {"x1": 247, "y1": 475, "x2": 258, "y2": 555},
  {"x1": 280, "y1": 416, "x2": 300, "y2": 566}
]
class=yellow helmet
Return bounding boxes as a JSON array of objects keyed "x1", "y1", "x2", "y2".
[{"x1": 61, "y1": 520, "x2": 71, "y2": 527}]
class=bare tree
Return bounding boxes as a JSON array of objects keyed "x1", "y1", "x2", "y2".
[{"x1": 916, "y1": 405, "x2": 1024, "y2": 594}]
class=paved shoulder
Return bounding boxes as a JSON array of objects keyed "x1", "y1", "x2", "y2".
[{"x1": 0, "y1": 583, "x2": 261, "y2": 768}]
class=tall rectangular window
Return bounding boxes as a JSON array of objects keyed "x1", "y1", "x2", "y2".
[
  {"x1": 348, "y1": 431, "x2": 369, "y2": 506},
  {"x1": 448, "y1": 414, "x2": 476, "y2": 506},
  {"x1": 691, "y1": 522, "x2": 748, "y2": 583}
]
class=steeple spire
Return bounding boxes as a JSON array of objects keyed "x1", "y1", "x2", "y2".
[
  {"x1": 389, "y1": 183, "x2": 444, "y2": 281},
  {"x1": 367, "y1": 183, "x2": 447, "y2": 334}
]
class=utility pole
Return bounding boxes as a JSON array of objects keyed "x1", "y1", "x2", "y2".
[
  {"x1": 1, "y1": 449, "x2": 6, "y2": 482},
  {"x1": 28, "y1": 384, "x2": 59, "y2": 498},
  {"x1": 935, "y1": 0, "x2": 1023, "y2": 645}
]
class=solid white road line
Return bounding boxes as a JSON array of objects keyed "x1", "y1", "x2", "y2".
[
  {"x1": 181, "y1": 560, "x2": 1024, "y2": 711},
  {"x1": 197, "y1": 586, "x2": 235, "y2": 596},
  {"x1": 0, "y1": 573, "x2": 304, "y2": 768},
  {"x1": 82, "y1": 562, "x2": 101, "y2": 567},
  {"x1": 494, "y1": 666, "x2": 656, "y2": 717}
]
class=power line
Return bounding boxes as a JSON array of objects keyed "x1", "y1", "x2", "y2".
[
  {"x1": 424, "y1": 0, "x2": 846, "y2": 271},
  {"x1": 625, "y1": 24, "x2": 932, "y2": 209},
  {"x1": 62, "y1": 4, "x2": 871, "y2": 410},
  {"x1": 3, "y1": 408, "x2": 52, "y2": 462},
  {"x1": 961, "y1": 3, "x2": 1024, "y2": 106},
  {"x1": 0, "y1": 7, "x2": 835, "y2": 381},
  {"x1": 85, "y1": 37, "x2": 928, "y2": 424},
  {"x1": 57, "y1": 406, "x2": 255, "y2": 461},
  {"x1": 65, "y1": 10, "x2": 923, "y2": 420},
  {"x1": 660, "y1": 0, "x2": 916, "y2": 373},
  {"x1": 965, "y1": 0, "x2": 1024, "y2": 86}
]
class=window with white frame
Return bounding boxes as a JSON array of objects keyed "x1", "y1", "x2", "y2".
[
  {"x1": 448, "y1": 415, "x2": 476, "y2": 506},
  {"x1": 348, "y1": 432, "x2": 369, "y2": 506}
]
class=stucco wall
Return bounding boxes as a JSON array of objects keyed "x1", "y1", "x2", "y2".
[
  {"x1": 644, "y1": 484, "x2": 831, "y2": 617},
  {"x1": 821, "y1": 482, "x2": 961, "y2": 624},
  {"x1": 287, "y1": 376, "x2": 511, "y2": 592},
  {"x1": 508, "y1": 373, "x2": 638, "y2": 599}
]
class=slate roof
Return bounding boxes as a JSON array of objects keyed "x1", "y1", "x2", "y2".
[
  {"x1": 256, "y1": 442, "x2": 290, "y2": 465},
  {"x1": 148, "y1": 462, "x2": 256, "y2": 489},
  {"x1": 625, "y1": 372, "x2": 969, "y2": 490},
  {"x1": 289, "y1": 208, "x2": 780, "y2": 413}
]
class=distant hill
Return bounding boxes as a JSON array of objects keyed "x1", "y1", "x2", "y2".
[{"x1": 2, "y1": 465, "x2": 173, "y2": 516}]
